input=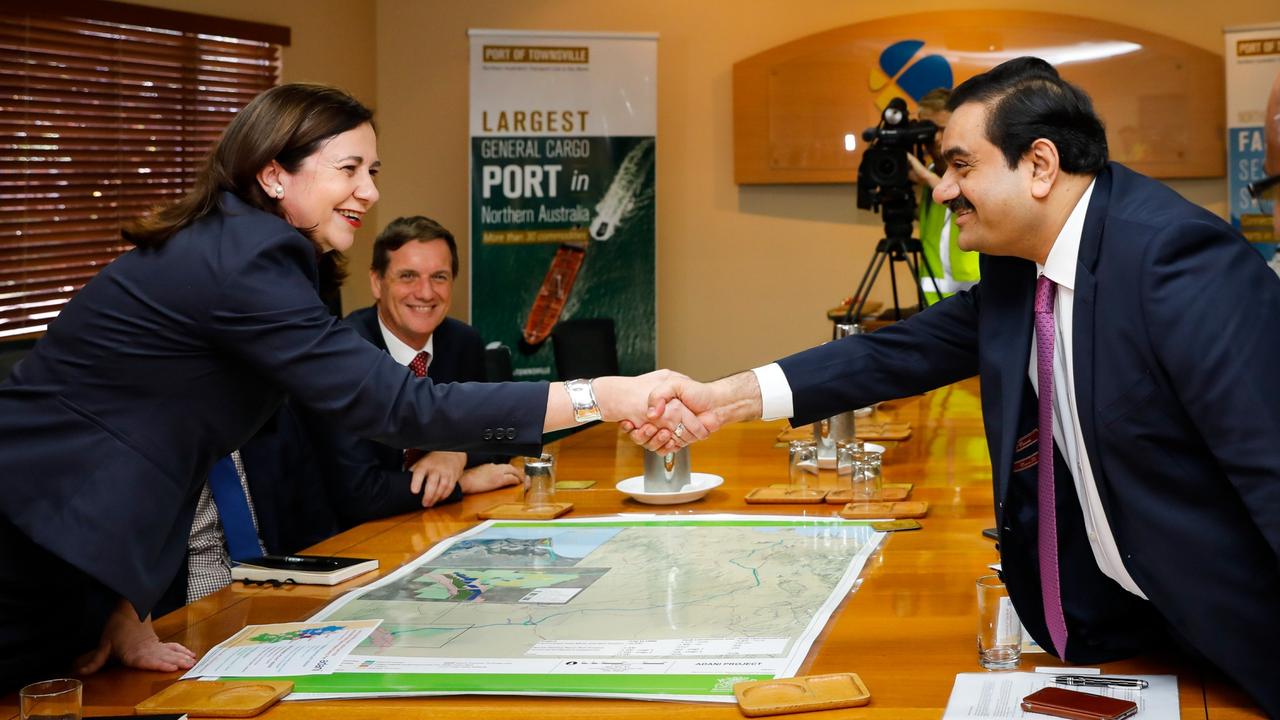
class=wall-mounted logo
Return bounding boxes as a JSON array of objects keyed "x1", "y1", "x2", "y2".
[{"x1": 868, "y1": 40, "x2": 952, "y2": 111}]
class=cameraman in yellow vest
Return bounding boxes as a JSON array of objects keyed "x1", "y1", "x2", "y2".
[{"x1": 906, "y1": 88, "x2": 981, "y2": 303}]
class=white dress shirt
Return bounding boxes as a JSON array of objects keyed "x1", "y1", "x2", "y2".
[
  {"x1": 378, "y1": 314, "x2": 434, "y2": 370},
  {"x1": 754, "y1": 177, "x2": 1146, "y2": 599}
]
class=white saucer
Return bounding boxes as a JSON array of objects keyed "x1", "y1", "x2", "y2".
[
  {"x1": 816, "y1": 442, "x2": 885, "y2": 469},
  {"x1": 615, "y1": 472, "x2": 725, "y2": 505}
]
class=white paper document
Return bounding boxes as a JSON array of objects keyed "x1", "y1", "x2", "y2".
[
  {"x1": 943, "y1": 672, "x2": 1178, "y2": 719},
  {"x1": 183, "y1": 619, "x2": 382, "y2": 678}
]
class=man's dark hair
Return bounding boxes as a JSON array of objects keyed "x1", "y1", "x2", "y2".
[
  {"x1": 370, "y1": 216, "x2": 458, "y2": 277},
  {"x1": 947, "y1": 57, "x2": 1107, "y2": 174}
]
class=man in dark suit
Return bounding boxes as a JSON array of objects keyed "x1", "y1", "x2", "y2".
[
  {"x1": 309, "y1": 216, "x2": 523, "y2": 531},
  {"x1": 636, "y1": 58, "x2": 1280, "y2": 715}
]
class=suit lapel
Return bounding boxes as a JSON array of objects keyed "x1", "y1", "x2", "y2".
[
  {"x1": 427, "y1": 320, "x2": 450, "y2": 380},
  {"x1": 1072, "y1": 166, "x2": 1112, "y2": 494},
  {"x1": 351, "y1": 307, "x2": 389, "y2": 352},
  {"x1": 989, "y1": 260, "x2": 1036, "y2": 507}
]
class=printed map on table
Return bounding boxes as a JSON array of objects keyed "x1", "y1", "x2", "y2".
[{"x1": 273, "y1": 515, "x2": 884, "y2": 702}]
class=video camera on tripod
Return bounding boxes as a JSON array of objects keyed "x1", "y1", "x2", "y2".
[
  {"x1": 843, "y1": 97, "x2": 942, "y2": 325},
  {"x1": 857, "y1": 98, "x2": 939, "y2": 234}
]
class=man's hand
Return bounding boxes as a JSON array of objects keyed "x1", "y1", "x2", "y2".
[
  {"x1": 592, "y1": 371, "x2": 717, "y2": 451},
  {"x1": 409, "y1": 451, "x2": 468, "y2": 507},
  {"x1": 74, "y1": 598, "x2": 197, "y2": 675},
  {"x1": 546, "y1": 370, "x2": 727, "y2": 450},
  {"x1": 628, "y1": 398, "x2": 715, "y2": 453},
  {"x1": 458, "y1": 463, "x2": 525, "y2": 495},
  {"x1": 621, "y1": 371, "x2": 763, "y2": 452}
]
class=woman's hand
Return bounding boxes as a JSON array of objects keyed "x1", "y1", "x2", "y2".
[{"x1": 75, "y1": 598, "x2": 197, "y2": 675}]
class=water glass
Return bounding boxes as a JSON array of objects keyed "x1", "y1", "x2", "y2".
[
  {"x1": 20, "y1": 678, "x2": 81, "y2": 720},
  {"x1": 523, "y1": 453, "x2": 555, "y2": 509},
  {"x1": 836, "y1": 440, "x2": 863, "y2": 478},
  {"x1": 976, "y1": 575, "x2": 1022, "y2": 670},
  {"x1": 837, "y1": 442, "x2": 882, "y2": 501},
  {"x1": 788, "y1": 439, "x2": 819, "y2": 496},
  {"x1": 813, "y1": 417, "x2": 837, "y2": 463}
]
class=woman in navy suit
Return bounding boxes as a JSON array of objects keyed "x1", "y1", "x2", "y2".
[{"x1": 0, "y1": 84, "x2": 701, "y2": 691}]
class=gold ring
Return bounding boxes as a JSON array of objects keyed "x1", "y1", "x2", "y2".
[{"x1": 673, "y1": 422, "x2": 685, "y2": 439}]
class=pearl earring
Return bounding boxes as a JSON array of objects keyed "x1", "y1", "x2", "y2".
[{"x1": 274, "y1": 185, "x2": 284, "y2": 198}]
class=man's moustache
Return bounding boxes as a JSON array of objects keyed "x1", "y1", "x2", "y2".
[{"x1": 948, "y1": 196, "x2": 974, "y2": 214}]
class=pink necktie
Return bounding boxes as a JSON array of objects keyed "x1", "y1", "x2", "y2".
[
  {"x1": 1035, "y1": 275, "x2": 1069, "y2": 657},
  {"x1": 403, "y1": 351, "x2": 430, "y2": 469}
]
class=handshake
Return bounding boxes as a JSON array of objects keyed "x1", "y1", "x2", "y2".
[{"x1": 576, "y1": 370, "x2": 767, "y2": 453}]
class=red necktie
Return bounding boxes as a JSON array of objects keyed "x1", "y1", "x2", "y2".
[
  {"x1": 1035, "y1": 275, "x2": 1069, "y2": 657},
  {"x1": 403, "y1": 351, "x2": 430, "y2": 469}
]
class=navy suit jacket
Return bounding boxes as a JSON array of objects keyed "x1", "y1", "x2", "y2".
[
  {"x1": 308, "y1": 306, "x2": 509, "y2": 531},
  {"x1": 776, "y1": 164, "x2": 1280, "y2": 715},
  {"x1": 0, "y1": 193, "x2": 547, "y2": 616}
]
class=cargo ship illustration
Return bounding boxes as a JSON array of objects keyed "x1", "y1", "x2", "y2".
[{"x1": 521, "y1": 243, "x2": 587, "y2": 346}]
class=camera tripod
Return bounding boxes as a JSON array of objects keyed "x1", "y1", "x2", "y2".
[{"x1": 841, "y1": 233, "x2": 942, "y2": 327}]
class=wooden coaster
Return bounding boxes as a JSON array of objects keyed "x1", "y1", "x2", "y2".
[
  {"x1": 745, "y1": 487, "x2": 828, "y2": 504},
  {"x1": 776, "y1": 422, "x2": 911, "y2": 444},
  {"x1": 825, "y1": 486, "x2": 910, "y2": 504},
  {"x1": 734, "y1": 672, "x2": 871, "y2": 717},
  {"x1": 477, "y1": 502, "x2": 573, "y2": 520},
  {"x1": 136, "y1": 679, "x2": 293, "y2": 717},
  {"x1": 883, "y1": 482, "x2": 914, "y2": 493},
  {"x1": 838, "y1": 501, "x2": 929, "y2": 519},
  {"x1": 856, "y1": 422, "x2": 912, "y2": 441}
]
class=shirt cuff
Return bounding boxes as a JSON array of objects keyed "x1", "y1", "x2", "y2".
[{"x1": 751, "y1": 363, "x2": 794, "y2": 421}]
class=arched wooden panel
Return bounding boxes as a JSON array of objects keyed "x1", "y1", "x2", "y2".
[{"x1": 734, "y1": 11, "x2": 1224, "y2": 184}]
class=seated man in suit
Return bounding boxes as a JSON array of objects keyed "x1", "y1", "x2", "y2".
[{"x1": 316, "y1": 215, "x2": 523, "y2": 529}]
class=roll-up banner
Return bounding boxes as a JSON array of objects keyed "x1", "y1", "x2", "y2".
[
  {"x1": 1225, "y1": 23, "x2": 1280, "y2": 264},
  {"x1": 469, "y1": 30, "x2": 657, "y2": 380}
]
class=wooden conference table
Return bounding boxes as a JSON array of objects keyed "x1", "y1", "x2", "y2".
[{"x1": 3, "y1": 379, "x2": 1265, "y2": 718}]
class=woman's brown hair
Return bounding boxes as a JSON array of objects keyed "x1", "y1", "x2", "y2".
[{"x1": 124, "y1": 83, "x2": 374, "y2": 248}]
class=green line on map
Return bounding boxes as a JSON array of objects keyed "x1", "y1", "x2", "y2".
[{"x1": 239, "y1": 672, "x2": 774, "y2": 696}]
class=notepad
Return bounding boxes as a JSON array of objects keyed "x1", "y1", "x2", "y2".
[{"x1": 231, "y1": 555, "x2": 378, "y2": 586}]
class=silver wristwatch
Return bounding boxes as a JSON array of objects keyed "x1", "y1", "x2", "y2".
[{"x1": 564, "y1": 378, "x2": 602, "y2": 423}]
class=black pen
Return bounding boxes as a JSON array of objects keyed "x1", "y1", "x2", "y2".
[
  {"x1": 281, "y1": 555, "x2": 342, "y2": 567},
  {"x1": 1053, "y1": 675, "x2": 1149, "y2": 690}
]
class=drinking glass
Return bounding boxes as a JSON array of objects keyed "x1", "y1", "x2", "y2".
[
  {"x1": 522, "y1": 453, "x2": 555, "y2": 509},
  {"x1": 835, "y1": 440, "x2": 863, "y2": 478},
  {"x1": 976, "y1": 575, "x2": 1022, "y2": 670},
  {"x1": 838, "y1": 442, "x2": 882, "y2": 501},
  {"x1": 20, "y1": 678, "x2": 81, "y2": 720},
  {"x1": 853, "y1": 449, "x2": 882, "y2": 501},
  {"x1": 788, "y1": 440, "x2": 819, "y2": 496}
]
